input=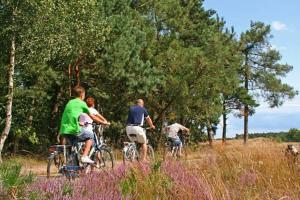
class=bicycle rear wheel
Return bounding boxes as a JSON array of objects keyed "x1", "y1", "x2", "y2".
[
  {"x1": 123, "y1": 145, "x2": 139, "y2": 164},
  {"x1": 47, "y1": 153, "x2": 63, "y2": 178}
]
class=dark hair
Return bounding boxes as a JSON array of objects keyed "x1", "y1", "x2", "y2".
[
  {"x1": 86, "y1": 95, "x2": 95, "y2": 100},
  {"x1": 72, "y1": 86, "x2": 85, "y2": 97}
]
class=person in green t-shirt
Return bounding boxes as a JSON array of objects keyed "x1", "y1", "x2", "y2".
[{"x1": 59, "y1": 86, "x2": 103, "y2": 164}]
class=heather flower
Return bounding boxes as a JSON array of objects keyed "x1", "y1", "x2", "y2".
[
  {"x1": 25, "y1": 165, "x2": 129, "y2": 200},
  {"x1": 239, "y1": 169, "x2": 258, "y2": 187},
  {"x1": 162, "y1": 160, "x2": 214, "y2": 200}
]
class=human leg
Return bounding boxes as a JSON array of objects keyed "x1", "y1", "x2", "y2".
[
  {"x1": 173, "y1": 138, "x2": 182, "y2": 156},
  {"x1": 77, "y1": 129, "x2": 94, "y2": 163},
  {"x1": 126, "y1": 126, "x2": 148, "y2": 161}
]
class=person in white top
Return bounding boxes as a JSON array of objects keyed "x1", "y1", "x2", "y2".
[
  {"x1": 86, "y1": 96, "x2": 110, "y2": 125},
  {"x1": 164, "y1": 123, "x2": 190, "y2": 156},
  {"x1": 79, "y1": 96, "x2": 110, "y2": 138}
]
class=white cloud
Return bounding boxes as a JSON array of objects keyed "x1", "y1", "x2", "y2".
[{"x1": 271, "y1": 21, "x2": 287, "y2": 31}]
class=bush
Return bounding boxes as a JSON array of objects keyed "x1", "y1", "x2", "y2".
[{"x1": 0, "y1": 161, "x2": 35, "y2": 199}]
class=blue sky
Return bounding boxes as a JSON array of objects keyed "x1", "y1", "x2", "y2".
[{"x1": 203, "y1": 0, "x2": 300, "y2": 138}]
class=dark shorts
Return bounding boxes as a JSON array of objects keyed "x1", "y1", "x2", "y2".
[
  {"x1": 168, "y1": 137, "x2": 182, "y2": 147},
  {"x1": 61, "y1": 128, "x2": 94, "y2": 145}
]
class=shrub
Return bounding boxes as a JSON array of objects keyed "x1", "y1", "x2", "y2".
[{"x1": 0, "y1": 161, "x2": 34, "y2": 199}]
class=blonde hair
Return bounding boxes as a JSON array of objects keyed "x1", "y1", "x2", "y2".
[{"x1": 72, "y1": 86, "x2": 85, "y2": 97}]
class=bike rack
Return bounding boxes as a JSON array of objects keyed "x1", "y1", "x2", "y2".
[{"x1": 60, "y1": 165, "x2": 82, "y2": 179}]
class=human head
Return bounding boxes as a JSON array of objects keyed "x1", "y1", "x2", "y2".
[
  {"x1": 72, "y1": 86, "x2": 85, "y2": 100},
  {"x1": 86, "y1": 96, "x2": 95, "y2": 107},
  {"x1": 163, "y1": 126, "x2": 170, "y2": 133},
  {"x1": 136, "y1": 99, "x2": 144, "y2": 107}
]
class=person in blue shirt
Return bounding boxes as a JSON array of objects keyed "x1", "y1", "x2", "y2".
[{"x1": 126, "y1": 99, "x2": 155, "y2": 162}]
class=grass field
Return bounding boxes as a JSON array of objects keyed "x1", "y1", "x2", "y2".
[{"x1": 1, "y1": 139, "x2": 300, "y2": 199}]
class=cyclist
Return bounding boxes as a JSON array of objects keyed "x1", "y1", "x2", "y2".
[
  {"x1": 163, "y1": 123, "x2": 190, "y2": 157},
  {"x1": 78, "y1": 96, "x2": 110, "y2": 143},
  {"x1": 126, "y1": 99, "x2": 155, "y2": 162},
  {"x1": 59, "y1": 86, "x2": 104, "y2": 164},
  {"x1": 86, "y1": 96, "x2": 110, "y2": 126}
]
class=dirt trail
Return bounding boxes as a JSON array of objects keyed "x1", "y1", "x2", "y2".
[{"x1": 21, "y1": 158, "x2": 125, "y2": 176}]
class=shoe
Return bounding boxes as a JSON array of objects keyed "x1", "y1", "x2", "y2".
[{"x1": 81, "y1": 156, "x2": 94, "y2": 164}]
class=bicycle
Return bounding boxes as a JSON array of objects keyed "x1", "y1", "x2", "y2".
[
  {"x1": 47, "y1": 123, "x2": 114, "y2": 179},
  {"x1": 163, "y1": 131, "x2": 189, "y2": 160},
  {"x1": 90, "y1": 123, "x2": 114, "y2": 170},
  {"x1": 122, "y1": 127, "x2": 155, "y2": 164}
]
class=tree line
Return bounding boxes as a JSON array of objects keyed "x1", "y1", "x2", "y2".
[
  {"x1": 0, "y1": 0, "x2": 297, "y2": 162},
  {"x1": 235, "y1": 128, "x2": 300, "y2": 142}
]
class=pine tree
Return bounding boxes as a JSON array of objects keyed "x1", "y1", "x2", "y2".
[{"x1": 240, "y1": 21, "x2": 298, "y2": 144}]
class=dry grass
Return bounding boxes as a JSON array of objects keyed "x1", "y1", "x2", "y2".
[
  {"x1": 184, "y1": 139, "x2": 300, "y2": 200},
  {"x1": 6, "y1": 139, "x2": 300, "y2": 199}
]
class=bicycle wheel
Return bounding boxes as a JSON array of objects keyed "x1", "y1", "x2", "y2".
[
  {"x1": 123, "y1": 145, "x2": 139, "y2": 164},
  {"x1": 147, "y1": 145, "x2": 155, "y2": 160},
  {"x1": 101, "y1": 147, "x2": 114, "y2": 169},
  {"x1": 93, "y1": 147, "x2": 114, "y2": 170},
  {"x1": 47, "y1": 153, "x2": 63, "y2": 178}
]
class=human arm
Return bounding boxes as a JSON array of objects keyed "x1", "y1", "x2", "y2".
[
  {"x1": 88, "y1": 107, "x2": 110, "y2": 125},
  {"x1": 88, "y1": 114, "x2": 110, "y2": 125},
  {"x1": 179, "y1": 124, "x2": 190, "y2": 135},
  {"x1": 96, "y1": 113, "x2": 110, "y2": 125},
  {"x1": 146, "y1": 116, "x2": 155, "y2": 129},
  {"x1": 143, "y1": 107, "x2": 155, "y2": 129}
]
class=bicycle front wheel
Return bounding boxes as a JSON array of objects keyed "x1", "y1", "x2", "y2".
[
  {"x1": 147, "y1": 145, "x2": 155, "y2": 161},
  {"x1": 94, "y1": 147, "x2": 114, "y2": 170}
]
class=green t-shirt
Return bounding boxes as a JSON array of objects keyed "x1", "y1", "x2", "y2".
[{"x1": 59, "y1": 98, "x2": 90, "y2": 135}]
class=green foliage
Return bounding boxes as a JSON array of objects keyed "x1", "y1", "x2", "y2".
[
  {"x1": 0, "y1": 161, "x2": 34, "y2": 188},
  {"x1": 240, "y1": 21, "x2": 297, "y2": 108},
  {"x1": 0, "y1": 160, "x2": 35, "y2": 199},
  {"x1": 120, "y1": 164, "x2": 172, "y2": 199},
  {"x1": 0, "y1": 0, "x2": 297, "y2": 153},
  {"x1": 120, "y1": 169, "x2": 137, "y2": 196},
  {"x1": 62, "y1": 183, "x2": 73, "y2": 196},
  {"x1": 236, "y1": 128, "x2": 300, "y2": 142}
]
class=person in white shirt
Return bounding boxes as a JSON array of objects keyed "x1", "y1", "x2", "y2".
[
  {"x1": 164, "y1": 123, "x2": 190, "y2": 156},
  {"x1": 86, "y1": 96, "x2": 110, "y2": 125},
  {"x1": 79, "y1": 96, "x2": 110, "y2": 139}
]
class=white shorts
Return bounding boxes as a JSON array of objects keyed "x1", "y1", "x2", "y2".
[{"x1": 126, "y1": 126, "x2": 147, "y2": 144}]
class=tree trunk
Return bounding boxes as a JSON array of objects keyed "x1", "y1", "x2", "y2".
[
  {"x1": 222, "y1": 99, "x2": 227, "y2": 144},
  {"x1": 13, "y1": 136, "x2": 19, "y2": 155},
  {"x1": 243, "y1": 105, "x2": 249, "y2": 144},
  {"x1": 74, "y1": 54, "x2": 84, "y2": 87},
  {"x1": 207, "y1": 126, "x2": 213, "y2": 146},
  {"x1": 244, "y1": 54, "x2": 249, "y2": 144},
  {"x1": 222, "y1": 114, "x2": 227, "y2": 145},
  {"x1": 50, "y1": 87, "x2": 63, "y2": 139},
  {"x1": 75, "y1": 63, "x2": 80, "y2": 87},
  {"x1": 0, "y1": 38, "x2": 15, "y2": 163},
  {"x1": 68, "y1": 64, "x2": 72, "y2": 97}
]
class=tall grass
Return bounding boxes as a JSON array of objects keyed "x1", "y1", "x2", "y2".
[{"x1": 24, "y1": 139, "x2": 300, "y2": 200}]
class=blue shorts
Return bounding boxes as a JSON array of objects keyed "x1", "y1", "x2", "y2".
[
  {"x1": 61, "y1": 128, "x2": 94, "y2": 145},
  {"x1": 77, "y1": 128, "x2": 94, "y2": 141},
  {"x1": 168, "y1": 137, "x2": 182, "y2": 147}
]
